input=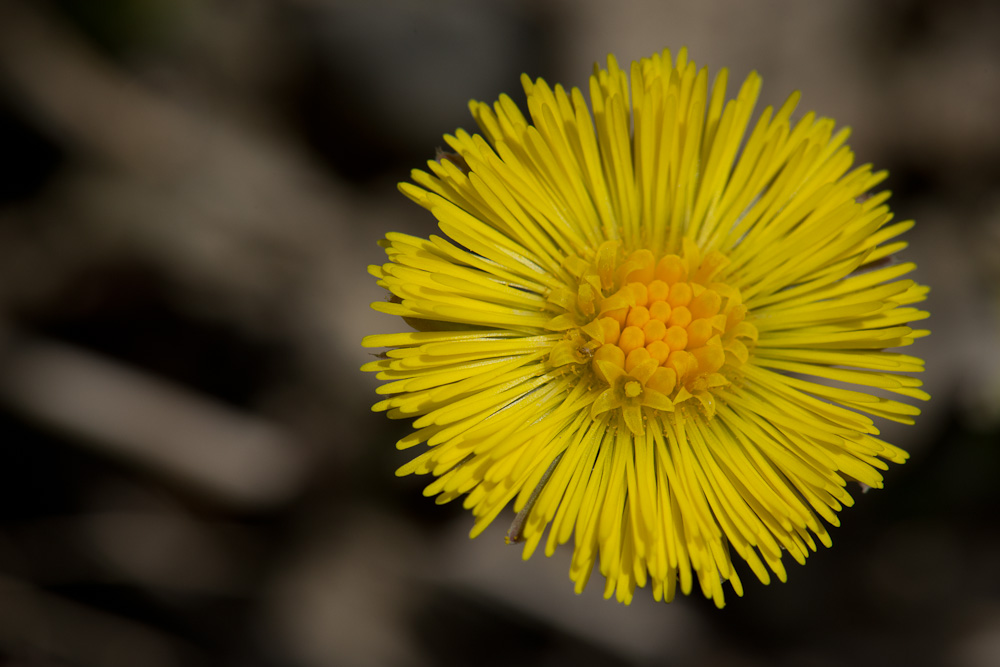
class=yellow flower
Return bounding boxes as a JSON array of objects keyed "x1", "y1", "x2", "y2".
[{"x1": 363, "y1": 48, "x2": 929, "y2": 607}]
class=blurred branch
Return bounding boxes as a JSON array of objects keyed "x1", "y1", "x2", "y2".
[
  {"x1": 0, "y1": 0, "x2": 380, "y2": 361},
  {"x1": 0, "y1": 333, "x2": 307, "y2": 509},
  {"x1": 0, "y1": 0, "x2": 264, "y2": 176}
]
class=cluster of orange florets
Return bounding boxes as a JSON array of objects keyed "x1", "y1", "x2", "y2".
[{"x1": 548, "y1": 242, "x2": 753, "y2": 412}]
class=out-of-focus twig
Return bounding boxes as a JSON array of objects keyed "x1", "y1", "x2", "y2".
[
  {"x1": 0, "y1": 0, "x2": 389, "y2": 364},
  {"x1": 0, "y1": 333, "x2": 307, "y2": 508}
]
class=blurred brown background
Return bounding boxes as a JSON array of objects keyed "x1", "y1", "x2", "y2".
[{"x1": 0, "y1": 1, "x2": 997, "y2": 666}]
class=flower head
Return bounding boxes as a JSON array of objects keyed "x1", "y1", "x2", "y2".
[{"x1": 363, "y1": 48, "x2": 929, "y2": 607}]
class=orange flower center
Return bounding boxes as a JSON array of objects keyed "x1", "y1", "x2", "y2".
[{"x1": 546, "y1": 240, "x2": 757, "y2": 432}]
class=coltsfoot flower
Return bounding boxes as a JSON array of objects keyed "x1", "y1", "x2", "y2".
[{"x1": 363, "y1": 48, "x2": 929, "y2": 607}]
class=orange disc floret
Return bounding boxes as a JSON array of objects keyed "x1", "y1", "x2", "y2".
[
  {"x1": 642, "y1": 319, "x2": 666, "y2": 343},
  {"x1": 647, "y1": 279, "x2": 670, "y2": 303},
  {"x1": 667, "y1": 282, "x2": 692, "y2": 308},
  {"x1": 626, "y1": 306, "x2": 651, "y2": 328},
  {"x1": 618, "y1": 326, "x2": 645, "y2": 355},
  {"x1": 655, "y1": 254, "x2": 685, "y2": 284},
  {"x1": 668, "y1": 306, "x2": 692, "y2": 328},
  {"x1": 625, "y1": 347, "x2": 651, "y2": 374},
  {"x1": 649, "y1": 300, "x2": 672, "y2": 322},
  {"x1": 664, "y1": 325, "x2": 688, "y2": 350},
  {"x1": 646, "y1": 340, "x2": 670, "y2": 365}
]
